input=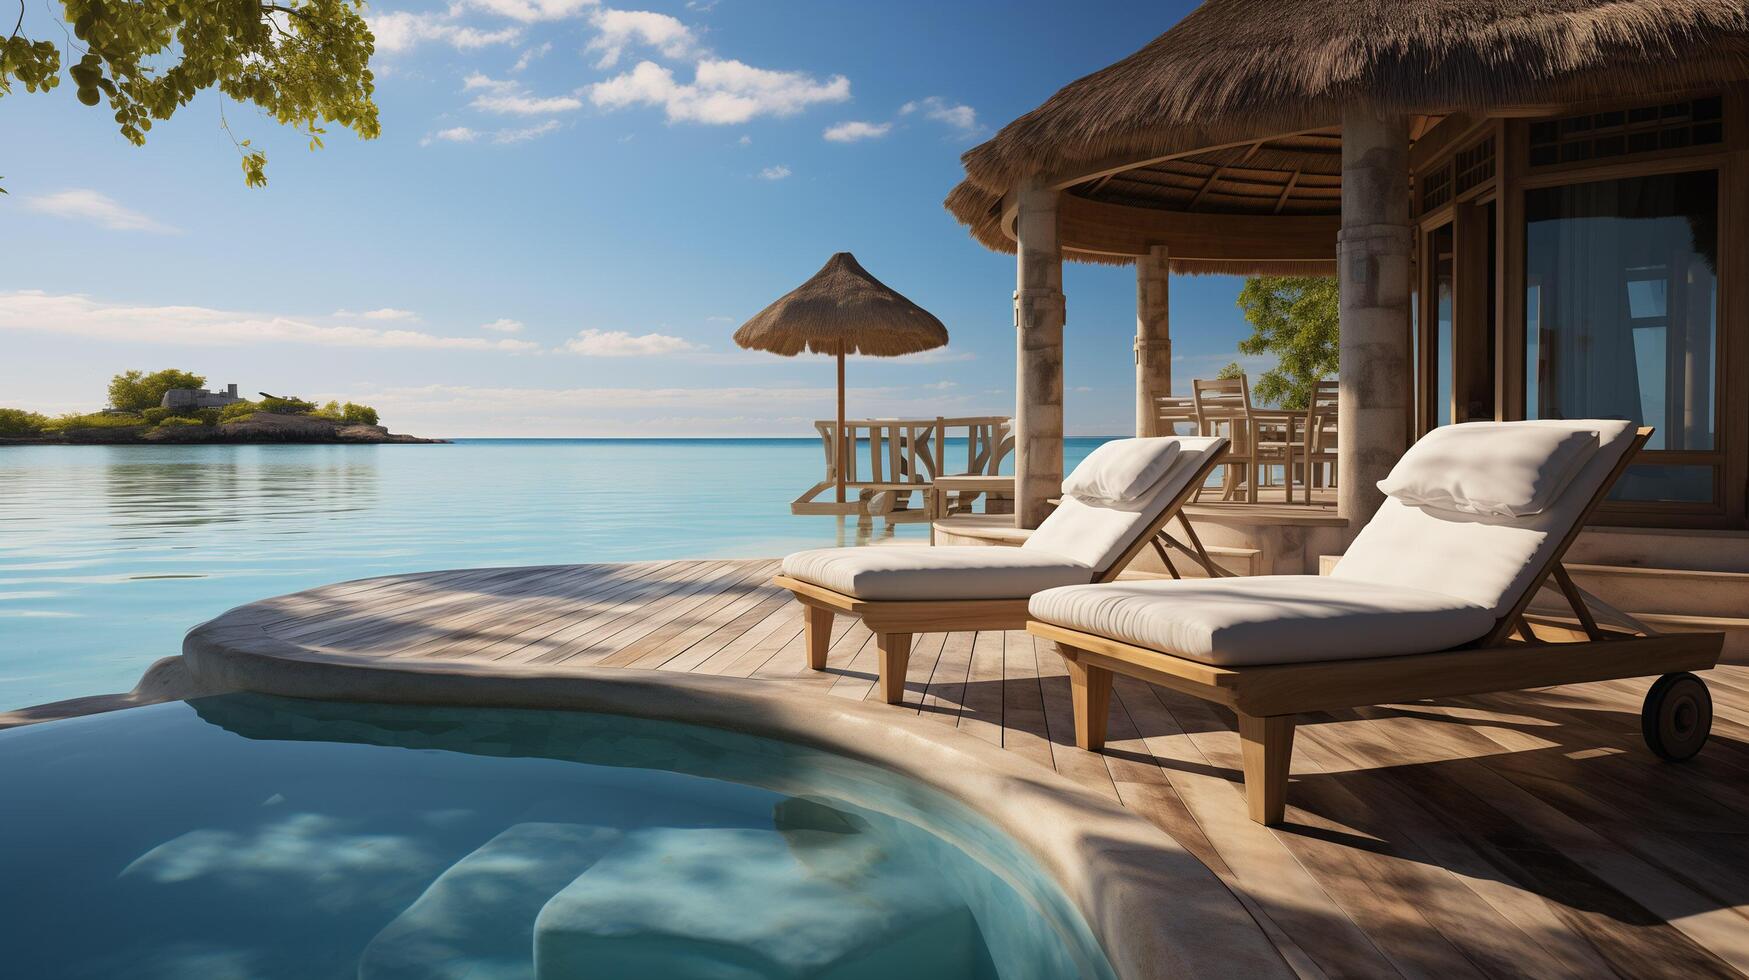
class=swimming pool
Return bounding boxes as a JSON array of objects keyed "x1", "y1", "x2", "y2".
[{"x1": 0, "y1": 693, "x2": 1118, "y2": 979}]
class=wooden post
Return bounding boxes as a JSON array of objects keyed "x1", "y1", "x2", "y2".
[
  {"x1": 1014, "y1": 182, "x2": 1065, "y2": 529},
  {"x1": 1337, "y1": 105, "x2": 1413, "y2": 532},
  {"x1": 835, "y1": 348, "x2": 847, "y2": 504},
  {"x1": 1136, "y1": 244, "x2": 1171, "y2": 436}
]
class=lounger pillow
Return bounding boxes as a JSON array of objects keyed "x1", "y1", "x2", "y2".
[
  {"x1": 1377, "y1": 421, "x2": 1600, "y2": 518},
  {"x1": 1061, "y1": 437, "x2": 1182, "y2": 503}
]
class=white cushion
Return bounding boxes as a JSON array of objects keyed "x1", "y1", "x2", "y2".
[
  {"x1": 1336, "y1": 419, "x2": 1636, "y2": 615},
  {"x1": 1024, "y1": 437, "x2": 1224, "y2": 572},
  {"x1": 1377, "y1": 420, "x2": 1600, "y2": 518},
  {"x1": 1029, "y1": 576, "x2": 1495, "y2": 667},
  {"x1": 1061, "y1": 437, "x2": 1182, "y2": 503},
  {"x1": 783, "y1": 546, "x2": 1092, "y2": 601}
]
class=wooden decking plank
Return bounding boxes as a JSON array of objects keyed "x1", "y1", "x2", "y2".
[
  {"x1": 996, "y1": 630, "x2": 1054, "y2": 770},
  {"x1": 1116, "y1": 680, "x2": 1273, "y2": 883},
  {"x1": 259, "y1": 566, "x2": 507, "y2": 626},
  {"x1": 825, "y1": 632, "x2": 882, "y2": 702},
  {"x1": 1281, "y1": 709, "x2": 1630, "y2": 979},
  {"x1": 1118, "y1": 680, "x2": 1333, "y2": 980},
  {"x1": 954, "y1": 628, "x2": 1007, "y2": 747},
  {"x1": 1312, "y1": 704, "x2": 1742, "y2": 978},
  {"x1": 884, "y1": 631, "x2": 950, "y2": 710},
  {"x1": 710, "y1": 604, "x2": 856, "y2": 679},
  {"x1": 688, "y1": 605, "x2": 806, "y2": 676},
  {"x1": 360, "y1": 561, "x2": 687, "y2": 660},
  {"x1": 915, "y1": 627, "x2": 976, "y2": 726},
  {"x1": 489, "y1": 561, "x2": 711, "y2": 664},
  {"x1": 273, "y1": 565, "x2": 542, "y2": 638},
  {"x1": 648, "y1": 590, "x2": 792, "y2": 673},
  {"x1": 1032, "y1": 635, "x2": 1123, "y2": 805},
  {"x1": 448, "y1": 561, "x2": 713, "y2": 660},
  {"x1": 508, "y1": 561, "x2": 739, "y2": 665},
  {"x1": 549, "y1": 561, "x2": 764, "y2": 666},
  {"x1": 352, "y1": 563, "x2": 637, "y2": 656},
  {"x1": 1458, "y1": 685, "x2": 1749, "y2": 818},
  {"x1": 751, "y1": 617, "x2": 864, "y2": 689},
  {"x1": 1101, "y1": 676, "x2": 1406, "y2": 980},
  {"x1": 595, "y1": 562, "x2": 780, "y2": 668},
  {"x1": 1155, "y1": 693, "x2": 1408, "y2": 980}
]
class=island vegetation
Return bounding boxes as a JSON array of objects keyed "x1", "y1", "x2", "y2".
[{"x1": 0, "y1": 369, "x2": 439, "y2": 444}]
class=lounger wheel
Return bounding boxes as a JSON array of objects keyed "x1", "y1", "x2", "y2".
[{"x1": 1641, "y1": 672, "x2": 1711, "y2": 762}]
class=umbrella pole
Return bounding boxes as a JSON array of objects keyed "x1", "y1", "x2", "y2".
[{"x1": 836, "y1": 348, "x2": 847, "y2": 504}]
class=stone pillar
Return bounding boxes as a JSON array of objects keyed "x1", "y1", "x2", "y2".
[
  {"x1": 1135, "y1": 245, "x2": 1171, "y2": 436},
  {"x1": 1013, "y1": 183, "x2": 1065, "y2": 529},
  {"x1": 1337, "y1": 104, "x2": 1413, "y2": 531}
]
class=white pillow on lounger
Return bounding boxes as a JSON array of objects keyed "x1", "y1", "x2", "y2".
[
  {"x1": 1061, "y1": 437, "x2": 1182, "y2": 503},
  {"x1": 1376, "y1": 420, "x2": 1601, "y2": 518}
]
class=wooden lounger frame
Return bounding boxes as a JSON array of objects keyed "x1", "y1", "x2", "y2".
[
  {"x1": 1029, "y1": 428, "x2": 1726, "y2": 825},
  {"x1": 776, "y1": 446, "x2": 1230, "y2": 704}
]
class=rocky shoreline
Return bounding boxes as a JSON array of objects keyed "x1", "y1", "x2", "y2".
[{"x1": 1, "y1": 412, "x2": 447, "y2": 445}]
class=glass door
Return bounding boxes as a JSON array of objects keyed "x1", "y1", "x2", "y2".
[{"x1": 1523, "y1": 169, "x2": 1722, "y2": 509}]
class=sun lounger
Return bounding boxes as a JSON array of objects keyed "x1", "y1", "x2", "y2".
[
  {"x1": 1027, "y1": 420, "x2": 1724, "y2": 825},
  {"x1": 776, "y1": 436, "x2": 1229, "y2": 703}
]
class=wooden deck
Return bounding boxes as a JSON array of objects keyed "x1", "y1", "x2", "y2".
[{"x1": 217, "y1": 558, "x2": 1749, "y2": 978}]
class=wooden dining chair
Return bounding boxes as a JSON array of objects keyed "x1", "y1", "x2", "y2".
[
  {"x1": 1154, "y1": 395, "x2": 1200, "y2": 437},
  {"x1": 1191, "y1": 377, "x2": 1253, "y2": 501},
  {"x1": 1304, "y1": 379, "x2": 1339, "y2": 499}
]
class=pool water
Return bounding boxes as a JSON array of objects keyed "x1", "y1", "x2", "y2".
[
  {"x1": 0, "y1": 694, "x2": 1116, "y2": 979},
  {"x1": 0, "y1": 438, "x2": 1109, "y2": 709}
]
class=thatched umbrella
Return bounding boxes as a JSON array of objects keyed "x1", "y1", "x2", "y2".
[{"x1": 734, "y1": 252, "x2": 948, "y2": 503}]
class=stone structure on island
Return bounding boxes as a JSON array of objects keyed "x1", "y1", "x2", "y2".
[{"x1": 161, "y1": 383, "x2": 243, "y2": 411}]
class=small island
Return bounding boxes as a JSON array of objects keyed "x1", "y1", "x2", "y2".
[{"x1": 0, "y1": 369, "x2": 445, "y2": 445}]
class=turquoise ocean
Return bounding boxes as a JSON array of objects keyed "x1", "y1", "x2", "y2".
[{"x1": 0, "y1": 438, "x2": 1108, "y2": 709}]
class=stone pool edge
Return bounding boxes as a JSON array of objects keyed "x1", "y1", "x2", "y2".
[{"x1": 180, "y1": 605, "x2": 1294, "y2": 980}]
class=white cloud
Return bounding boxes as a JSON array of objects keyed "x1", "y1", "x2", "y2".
[
  {"x1": 736, "y1": 134, "x2": 751, "y2": 146},
  {"x1": 758, "y1": 165, "x2": 791, "y2": 180},
  {"x1": 465, "y1": 0, "x2": 597, "y2": 22},
  {"x1": 559, "y1": 328, "x2": 703, "y2": 356},
  {"x1": 340, "y1": 307, "x2": 421, "y2": 322},
  {"x1": 822, "y1": 120, "x2": 890, "y2": 143},
  {"x1": 423, "y1": 126, "x2": 480, "y2": 145},
  {"x1": 367, "y1": 12, "x2": 521, "y2": 53},
  {"x1": 0, "y1": 291, "x2": 540, "y2": 352},
  {"x1": 482, "y1": 318, "x2": 525, "y2": 333},
  {"x1": 511, "y1": 41, "x2": 552, "y2": 71},
  {"x1": 589, "y1": 58, "x2": 848, "y2": 125},
  {"x1": 901, "y1": 96, "x2": 983, "y2": 137},
  {"x1": 586, "y1": 9, "x2": 696, "y2": 68},
  {"x1": 464, "y1": 72, "x2": 584, "y2": 114},
  {"x1": 24, "y1": 189, "x2": 177, "y2": 233},
  {"x1": 494, "y1": 120, "x2": 562, "y2": 142},
  {"x1": 422, "y1": 120, "x2": 560, "y2": 146}
]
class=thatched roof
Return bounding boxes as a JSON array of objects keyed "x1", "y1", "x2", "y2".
[
  {"x1": 733, "y1": 252, "x2": 949, "y2": 357},
  {"x1": 946, "y1": 0, "x2": 1749, "y2": 265}
]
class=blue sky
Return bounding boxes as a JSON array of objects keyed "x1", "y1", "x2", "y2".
[{"x1": 0, "y1": 0, "x2": 1267, "y2": 437}]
